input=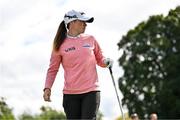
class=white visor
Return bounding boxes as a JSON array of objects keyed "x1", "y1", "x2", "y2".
[{"x1": 64, "y1": 10, "x2": 94, "y2": 24}]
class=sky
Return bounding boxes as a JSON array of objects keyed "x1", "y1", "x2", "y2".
[{"x1": 0, "y1": 0, "x2": 179, "y2": 119}]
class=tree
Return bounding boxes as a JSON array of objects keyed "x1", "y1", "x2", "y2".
[
  {"x1": 18, "y1": 111, "x2": 36, "y2": 120},
  {"x1": 36, "y1": 106, "x2": 66, "y2": 120},
  {"x1": 18, "y1": 106, "x2": 66, "y2": 120},
  {"x1": 117, "y1": 6, "x2": 180, "y2": 119},
  {"x1": 0, "y1": 97, "x2": 15, "y2": 120}
]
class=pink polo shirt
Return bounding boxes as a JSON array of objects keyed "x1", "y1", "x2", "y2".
[{"x1": 45, "y1": 34, "x2": 106, "y2": 94}]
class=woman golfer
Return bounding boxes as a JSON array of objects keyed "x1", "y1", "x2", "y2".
[{"x1": 43, "y1": 10, "x2": 113, "y2": 120}]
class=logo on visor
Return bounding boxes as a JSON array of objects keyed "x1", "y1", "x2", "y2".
[
  {"x1": 64, "y1": 15, "x2": 78, "y2": 19},
  {"x1": 64, "y1": 12, "x2": 85, "y2": 19},
  {"x1": 80, "y1": 12, "x2": 85, "y2": 15}
]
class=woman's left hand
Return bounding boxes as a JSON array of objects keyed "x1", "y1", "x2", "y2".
[{"x1": 104, "y1": 58, "x2": 114, "y2": 68}]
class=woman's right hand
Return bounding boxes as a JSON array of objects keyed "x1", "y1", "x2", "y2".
[{"x1": 43, "y1": 88, "x2": 51, "y2": 102}]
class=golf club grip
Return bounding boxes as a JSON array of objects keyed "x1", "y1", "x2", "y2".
[
  {"x1": 106, "y1": 61, "x2": 113, "y2": 74},
  {"x1": 109, "y1": 67, "x2": 112, "y2": 74}
]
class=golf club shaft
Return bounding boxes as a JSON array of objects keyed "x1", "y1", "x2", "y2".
[{"x1": 109, "y1": 67, "x2": 125, "y2": 120}]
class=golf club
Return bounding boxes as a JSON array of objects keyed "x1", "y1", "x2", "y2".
[{"x1": 108, "y1": 66, "x2": 125, "y2": 120}]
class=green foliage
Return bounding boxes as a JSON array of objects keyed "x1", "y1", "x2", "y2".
[
  {"x1": 97, "y1": 111, "x2": 104, "y2": 120},
  {"x1": 37, "y1": 106, "x2": 66, "y2": 120},
  {"x1": 115, "y1": 113, "x2": 131, "y2": 120},
  {"x1": 18, "y1": 111, "x2": 36, "y2": 120},
  {"x1": 117, "y1": 6, "x2": 180, "y2": 119},
  {"x1": 18, "y1": 106, "x2": 66, "y2": 120},
  {"x1": 0, "y1": 97, "x2": 15, "y2": 120}
]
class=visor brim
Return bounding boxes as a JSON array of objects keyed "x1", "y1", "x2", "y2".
[{"x1": 78, "y1": 17, "x2": 94, "y2": 23}]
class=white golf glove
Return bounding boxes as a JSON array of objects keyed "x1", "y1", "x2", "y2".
[{"x1": 104, "y1": 58, "x2": 114, "y2": 68}]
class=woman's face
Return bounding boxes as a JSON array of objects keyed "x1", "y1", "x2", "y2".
[{"x1": 72, "y1": 20, "x2": 87, "y2": 34}]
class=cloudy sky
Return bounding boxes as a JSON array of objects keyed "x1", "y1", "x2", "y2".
[{"x1": 0, "y1": 0, "x2": 179, "y2": 119}]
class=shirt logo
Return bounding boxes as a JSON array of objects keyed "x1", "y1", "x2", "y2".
[
  {"x1": 82, "y1": 44, "x2": 91, "y2": 48},
  {"x1": 65, "y1": 46, "x2": 76, "y2": 52}
]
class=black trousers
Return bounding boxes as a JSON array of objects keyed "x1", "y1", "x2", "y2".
[{"x1": 63, "y1": 91, "x2": 100, "y2": 120}]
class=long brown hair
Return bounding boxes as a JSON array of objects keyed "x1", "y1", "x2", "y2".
[{"x1": 53, "y1": 21, "x2": 67, "y2": 51}]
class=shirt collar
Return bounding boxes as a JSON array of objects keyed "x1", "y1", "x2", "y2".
[{"x1": 67, "y1": 34, "x2": 80, "y2": 39}]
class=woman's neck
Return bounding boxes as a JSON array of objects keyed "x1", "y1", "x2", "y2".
[{"x1": 67, "y1": 30, "x2": 80, "y2": 37}]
